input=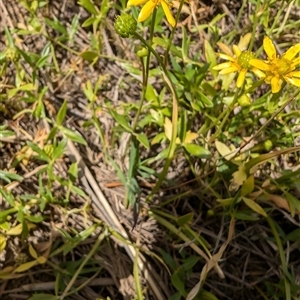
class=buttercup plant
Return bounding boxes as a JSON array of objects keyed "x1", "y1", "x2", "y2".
[
  {"x1": 213, "y1": 35, "x2": 300, "y2": 93},
  {"x1": 250, "y1": 36, "x2": 300, "y2": 93},
  {"x1": 213, "y1": 33, "x2": 265, "y2": 88},
  {"x1": 2, "y1": 0, "x2": 300, "y2": 299},
  {"x1": 127, "y1": 0, "x2": 176, "y2": 27}
]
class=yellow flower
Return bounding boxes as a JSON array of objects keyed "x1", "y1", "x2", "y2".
[
  {"x1": 250, "y1": 36, "x2": 300, "y2": 93},
  {"x1": 213, "y1": 33, "x2": 265, "y2": 88},
  {"x1": 127, "y1": 0, "x2": 176, "y2": 27}
]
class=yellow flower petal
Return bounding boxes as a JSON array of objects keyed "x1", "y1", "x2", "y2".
[
  {"x1": 232, "y1": 45, "x2": 242, "y2": 57},
  {"x1": 285, "y1": 77, "x2": 300, "y2": 87},
  {"x1": 289, "y1": 71, "x2": 300, "y2": 78},
  {"x1": 263, "y1": 36, "x2": 277, "y2": 60},
  {"x1": 213, "y1": 62, "x2": 233, "y2": 70},
  {"x1": 219, "y1": 66, "x2": 239, "y2": 74},
  {"x1": 138, "y1": 0, "x2": 155, "y2": 22},
  {"x1": 264, "y1": 74, "x2": 273, "y2": 84},
  {"x1": 217, "y1": 53, "x2": 235, "y2": 62},
  {"x1": 238, "y1": 33, "x2": 252, "y2": 51},
  {"x1": 236, "y1": 68, "x2": 247, "y2": 88},
  {"x1": 292, "y1": 57, "x2": 300, "y2": 68},
  {"x1": 270, "y1": 76, "x2": 282, "y2": 93},
  {"x1": 282, "y1": 43, "x2": 300, "y2": 60},
  {"x1": 217, "y1": 42, "x2": 233, "y2": 56},
  {"x1": 127, "y1": 0, "x2": 147, "y2": 7},
  {"x1": 161, "y1": 1, "x2": 176, "y2": 27},
  {"x1": 249, "y1": 59, "x2": 270, "y2": 71},
  {"x1": 252, "y1": 68, "x2": 266, "y2": 79}
]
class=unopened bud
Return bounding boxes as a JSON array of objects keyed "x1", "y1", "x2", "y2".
[{"x1": 114, "y1": 14, "x2": 137, "y2": 38}]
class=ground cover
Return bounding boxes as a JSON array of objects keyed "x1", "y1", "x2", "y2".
[{"x1": 1, "y1": 0, "x2": 300, "y2": 299}]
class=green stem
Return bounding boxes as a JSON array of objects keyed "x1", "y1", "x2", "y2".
[
  {"x1": 131, "y1": 9, "x2": 157, "y2": 133},
  {"x1": 163, "y1": 0, "x2": 185, "y2": 66},
  {"x1": 248, "y1": 1, "x2": 261, "y2": 51},
  {"x1": 133, "y1": 36, "x2": 180, "y2": 198},
  {"x1": 209, "y1": 90, "x2": 241, "y2": 143},
  {"x1": 269, "y1": 0, "x2": 286, "y2": 36}
]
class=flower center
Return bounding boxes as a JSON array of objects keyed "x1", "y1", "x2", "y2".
[
  {"x1": 152, "y1": 0, "x2": 161, "y2": 5},
  {"x1": 238, "y1": 50, "x2": 255, "y2": 69},
  {"x1": 276, "y1": 58, "x2": 293, "y2": 74}
]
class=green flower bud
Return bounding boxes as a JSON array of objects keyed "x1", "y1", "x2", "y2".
[
  {"x1": 238, "y1": 50, "x2": 255, "y2": 69},
  {"x1": 137, "y1": 47, "x2": 148, "y2": 57},
  {"x1": 207, "y1": 209, "x2": 215, "y2": 217},
  {"x1": 264, "y1": 140, "x2": 273, "y2": 151},
  {"x1": 14, "y1": 253, "x2": 29, "y2": 264},
  {"x1": 114, "y1": 14, "x2": 137, "y2": 38},
  {"x1": 5, "y1": 47, "x2": 20, "y2": 62},
  {"x1": 238, "y1": 94, "x2": 251, "y2": 106}
]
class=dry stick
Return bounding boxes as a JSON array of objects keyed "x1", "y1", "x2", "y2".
[
  {"x1": 2, "y1": 277, "x2": 114, "y2": 294},
  {"x1": 66, "y1": 139, "x2": 166, "y2": 300}
]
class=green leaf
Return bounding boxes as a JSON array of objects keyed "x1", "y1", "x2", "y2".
[
  {"x1": 171, "y1": 271, "x2": 186, "y2": 296},
  {"x1": 80, "y1": 51, "x2": 98, "y2": 61},
  {"x1": 0, "y1": 129, "x2": 14, "y2": 138},
  {"x1": 60, "y1": 127, "x2": 87, "y2": 145},
  {"x1": 0, "y1": 234, "x2": 7, "y2": 252},
  {"x1": 29, "y1": 244, "x2": 38, "y2": 259},
  {"x1": 68, "y1": 162, "x2": 78, "y2": 181},
  {"x1": 109, "y1": 110, "x2": 133, "y2": 133},
  {"x1": 128, "y1": 138, "x2": 139, "y2": 179},
  {"x1": 17, "y1": 47, "x2": 38, "y2": 66},
  {"x1": 215, "y1": 140, "x2": 236, "y2": 161},
  {"x1": 151, "y1": 132, "x2": 165, "y2": 145},
  {"x1": 44, "y1": 17, "x2": 67, "y2": 35},
  {"x1": 4, "y1": 27, "x2": 14, "y2": 47},
  {"x1": 36, "y1": 55, "x2": 50, "y2": 69},
  {"x1": 27, "y1": 142, "x2": 51, "y2": 162},
  {"x1": 82, "y1": 17, "x2": 97, "y2": 27},
  {"x1": 245, "y1": 146, "x2": 300, "y2": 173},
  {"x1": 285, "y1": 228, "x2": 300, "y2": 242},
  {"x1": 14, "y1": 260, "x2": 39, "y2": 273},
  {"x1": 231, "y1": 211, "x2": 260, "y2": 221},
  {"x1": 46, "y1": 127, "x2": 58, "y2": 143},
  {"x1": 152, "y1": 148, "x2": 169, "y2": 161},
  {"x1": 197, "y1": 289, "x2": 219, "y2": 300},
  {"x1": 177, "y1": 213, "x2": 193, "y2": 226},
  {"x1": 204, "y1": 39, "x2": 217, "y2": 78},
  {"x1": 285, "y1": 192, "x2": 300, "y2": 217},
  {"x1": 153, "y1": 37, "x2": 181, "y2": 58},
  {"x1": 25, "y1": 215, "x2": 44, "y2": 223},
  {"x1": 242, "y1": 197, "x2": 267, "y2": 217},
  {"x1": 0, "y1": 189, "x2": 15, "y2": 206},
  {"x1": 78, "y1": 0, "x2": 98, "y2": 15},
  {"x1": 0, "y1": 208, "x2": 18, "y2": 223},
  {"x1": 137, "y1": 133, "x2": 150, "y2": 149},
  {"x1": 184, "y1": 143, "x2": 211, "y2": 158},
  {"x1": 56, "y1": 100, "x2": 67, "y2": 126},
  {"x1": 181, "y1": 256, "x2": 199, "y2": 272},
  {"x1": 0, "y1": 170, "x2": 23, "y2": 182},
  {"x1": 52, "y1": 138, "x2": 67, "y2": 160},
  {"x1": 70, "y1": 15, "x2": 79, "y2": 39},
  {"x1": 70, "y1": 185, "x2": 87, "y2": 197},
  {"x1": 241, "y1": 175, "x2": 254, "y2": 196},
  {"x1": 109, "y1": 157, "x2": 127, "y2": 186},
  {"x1": 181, "y1": 26, "x2": 189, "y2": 60},
  {"x1": 145, "y1": 84, "x2": 158, "y2": 102},
  {"x1": 198, "y1": 91, "x2": 213, "y2": 107}
]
